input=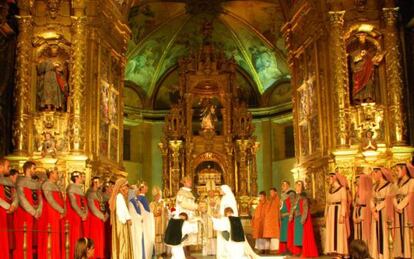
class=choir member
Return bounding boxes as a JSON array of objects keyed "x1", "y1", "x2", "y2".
[
  {"x1": 150, "y1": 186, "x2": 169, "y2": 257},
  {"x1": 38, "y1": 167, "x2": 65, "y2": 259},
  {"x1": 293, "y1": 181, "x2": 318, "y2": 258},
  {"x1": 263, "y1": 187, "x2": 280, "y2": 254},
  {"x1": 370, "y1": 167, "x2": 395, "y2": 259},
  {"x1": 129, "y1": 185, "x2": 144, "y2": 259},
  {"x1": 393, "y1": 162, "x2": 414, "y2": 258},
  {"x1": 352, "y1": 173, "x2": 372, "y2": 246},
  {"x1": 164, "y1": 212, "x2": 198, "y2": 259},
  {"x1": 136, "y1": 181, "x2": 155, "y2": 259},
  {"x1": 324, "y1": 172, "x2": 349, "y2": 257},
  {"x1": 74, "y1": 237, "x2": 95, "y2": 259},
  {"x1": 279, "y1": 180, "x2": 293, "y2": 254},
  {"x1": 87, "y1": 177, "x2": 108, "y2": 259},
  {"x1": 103, "y1": 180, "x2": 114, "y2": 259},
  {"x1": 252, "y1": 191, "x2": 268, "y2": 253},
  {"x1": 66, "y1": 171, "x2": 88, "y2": 259},
  {"x1": 109, "y1": 178, "x2": 132, "y2": 259},
  {"x1": 176, "y1": 176, "x2": 199, "y2": 259},
  {"x1": 0, "y1": 158, "x2": 17, "y2": 259},
  {"x1": 14, "y1": 161, "x2": 43, "y2": 259},
  {"x1": 200, "y1": 189, "x2": 220, "y2": 256}
]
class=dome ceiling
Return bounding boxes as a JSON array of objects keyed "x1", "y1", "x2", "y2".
[{"x1": 125, "y1": 0, "x2": 290, "y2": 96}]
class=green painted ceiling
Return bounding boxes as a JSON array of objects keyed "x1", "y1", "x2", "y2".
[{"x1": 125, "y1": 1, "x2": 290, "y2": 96}]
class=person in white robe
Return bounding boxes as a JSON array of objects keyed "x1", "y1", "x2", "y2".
[
  {"x1": 136, "y1": 182, "x2": 155, "y2": 259},
  {"x1": 165, "y1": 212, "x2": 199, "y2": 259},
  {"x1": 175, "y1": 176, "x2": 199, "y2": 258},
  {"x1": 128, "y1": 186, "x2": 144, "y2": 259},
  {"x1": 218, "y1": 185, "x2": 283, "y2": 259}
]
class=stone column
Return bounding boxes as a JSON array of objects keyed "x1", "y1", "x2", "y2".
[
  {"x1": 328, "y1": 11, "x2": 350, "y2": 148},
  {"x1": 69, "y1": 10, "x2": 87, "y2": 152},
  {"x1": 383, "y1": 7, "x2": 407, "y2": 145},
  {"x1": 12, "y1": 15, "x2": 33, "y2": 155}
]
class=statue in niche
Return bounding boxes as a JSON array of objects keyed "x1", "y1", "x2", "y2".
[
  {"x1": 39, "y1": 132, "x2": 57, "y2": 157},
  {"x1": 37, "y1": 46, "x2": 69, "y2": 111},
  {"x1": 361, "y1": 130, "x2": 377, "y2": 151},
  {"x1": 350, "y1": 48, "x2": 383, "y2": 104},
  {"x1": 200, "y1": 99, "x2": 217, "y2": 131}
]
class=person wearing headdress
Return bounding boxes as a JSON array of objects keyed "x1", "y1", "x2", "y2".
[
  {"x1": 86, "y1": 177, "x2": 108, "y2": 259},
  {"x1": 370, "y1": 167, "x2": 396, "y2": 259},
  {"x1": 37, "y1": 167, "x2": 65, "y2": 259},
  {"x1": 164, "y1": 212, "x2": 198, "y2": 259},
  {"x1": 150, "y1": 185, "x2": 169, "y2": 258},
  {"x1": 136, "y1": 181, "x2": 155, "y2": 259},
  {"x1": 262, "y1": 187, "x2": 280, "y2": 254},
  {"x1": 103, "y1": 180, "x2": 115, "y2": 259},
  {"x1": 175, "y1": 175, "x2": 198, "y2": 259},
  {"x1": 109, "y1": 178, "x2": 133, "y2": 259},
  {"x1": 291, "y1": 181, "x2": 318, "y2": 258},
  {"x1": 252, "y1": 191, "x2": 269, "y2": 254},
  {"x1": 128, "y1": 184, "x2": 144, "y2": 259},
  {"x1": 324, "y1": 172, "x2": 349, "y2": 257},
  {"x1": 217, "y1": 185, "x2": 238, "y2": 258},
  {"x1": 278, "y1": 180, "x2": 294, "y2": 254},
  {"x1": 392, "y1": 162, "x2": 414, "y2": 258},
  {"x1": 14, "y1": 161, "x2": 43, "y2": 259},
  {"x1": 0, "y1": 158, "x2": 17, "y2": 259},
  {"x1": 352, "y1": 173, "x2": 373, "y2": 246},
  {"x1": 66, "y1": 171, "x2": 88, "y2": 259}
]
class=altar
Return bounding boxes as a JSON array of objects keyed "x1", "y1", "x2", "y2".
[{"x1": 158, "y1": 22, "x2": 260, "y2": 216}]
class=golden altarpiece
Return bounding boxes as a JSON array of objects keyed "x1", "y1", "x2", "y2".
[
  {"x1": 283, "y1": 0, "x2": 414, "y2": 215},
  {"x1": 7, "y1": 0, "x2": 131, "y2": 186},
  {"x1": 159, "y1": 25, "x2": 259, "y2": 216}
]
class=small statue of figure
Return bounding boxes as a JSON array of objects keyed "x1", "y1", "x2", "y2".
[
  {"x1": 39, "y1": 132, "x2": 57, "y2": 157},
  {"x1": 37, "y1": 60, "x2": 69, "y2": 111},
  {"x1": 361, "y1": 130, "x2": 377, "y2": 151},
  {"x1": 200, "y1": 102, "x2": 216, "y2": 131},
  {"x1": 350, "y1": 49, "x2": 383, "y2": 104}
]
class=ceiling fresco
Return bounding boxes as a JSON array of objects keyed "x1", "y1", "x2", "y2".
[{"x1": 125, "y1": 0, "x2": 289, "y2": 96}]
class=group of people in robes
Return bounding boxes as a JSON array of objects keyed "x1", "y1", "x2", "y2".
[
  {"x1": 325, "y1": 161, "x2": 414, "y2": 259},
  {"x1": 252, "y1": 181, "x2": 318, "y2": 258},
  {"x1": 0, "y1": 159, "x2": 113, "y2": 259}
]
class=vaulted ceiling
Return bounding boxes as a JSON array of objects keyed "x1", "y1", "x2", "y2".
[{"x1": 125, "y1": 0, "x2": 290, "y2": 100}]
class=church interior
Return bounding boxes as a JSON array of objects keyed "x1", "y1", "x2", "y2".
[{"x1": 1, "y1": 0, "x2": 414, "y2": 258}]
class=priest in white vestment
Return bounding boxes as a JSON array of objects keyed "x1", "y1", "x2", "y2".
[
  {"x1": 128, "y1": 186, "x2": 144, "y2": 259},
  {"x1": 175, "y1": 176, "x2": 199, "y2": 259}
]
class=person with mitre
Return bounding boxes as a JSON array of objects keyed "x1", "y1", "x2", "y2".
[
  {"x1": 252, "y1": 191, "x2": 268, "y2": 254},
  {"x1": 14, "y1": 161, "x2": 43, "y2": 259},
  {"x1": 38, "y1": 167, "x2": 65, "y2": 259},
  {"x1": 262, "y1": 187, "x2": 280, "y2": 254},
  {"x1": 87, "y1": 176, "x2": 109, "y2": 259},
  {"x1": 66, "y1": 171, "x2": 88, "y2": 259}
]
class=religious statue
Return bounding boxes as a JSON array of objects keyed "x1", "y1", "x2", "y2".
[
  {"x1": 39, "y1": 132, "x2": 57, "y2": 157},
  {"x1": 361, "y1": 130, "x2": 377, "y2": 151},
  {"x1": 350, "y1": 49, "x2": 383, "y2": 104},
  {"x1": 37, "y1": 59, "x2": 69, "y2": 111},
  {"x1": 200, "y1": 101, "x2": 217, "y2": 131}
]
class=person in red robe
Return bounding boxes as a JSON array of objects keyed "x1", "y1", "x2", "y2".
[
  {"x1": 14, "y1": 161, "x2": 43, "y2": 259},
  {"x1": 263, "y1": 187, "x2": 280, "y2": 254},
  {"x1": 38, "y1": 167, "x2": 65, "y2": 259},
  {"x1": 103, "y1": 180, "x2": 114, "y2": 259},
  {"x1": 87, "y1": 177, "x2": 109, "y2": 259},
  {"x1": 7, "y1": 168, "x2": 19, "y2": 255},
  {"x1": 66, "y1": 171, "x2": 88, "y2": 259},
  {"x1": 252, "y1": 191, "x2": 268, "y2": 253},
  {"x1": 0, "y1": 158, "x2": 18, "y2": 259}
]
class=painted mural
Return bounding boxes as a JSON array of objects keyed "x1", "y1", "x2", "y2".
[{"x1": 126, "y1": 1, "x2": 290, "y2": 96}]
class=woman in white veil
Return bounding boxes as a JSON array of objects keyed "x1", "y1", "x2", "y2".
[{"x1": 218, "y1": 185, "x2": 282, "y2": 259}]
